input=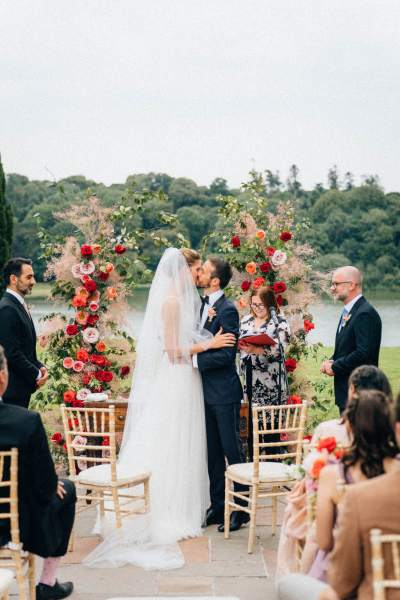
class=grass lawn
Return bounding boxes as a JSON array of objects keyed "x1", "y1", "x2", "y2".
[{"x1": 302, "y1": 346, "x2": 400, "y2": 430}]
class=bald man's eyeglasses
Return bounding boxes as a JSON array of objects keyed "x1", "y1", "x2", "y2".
[{"x1": 331, "y1": 281, "x2": 352, "y2": 288}]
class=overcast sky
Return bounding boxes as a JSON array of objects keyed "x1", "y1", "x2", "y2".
[{"x1": 1, "y1": 0, "x2": 400, "y2": 191}]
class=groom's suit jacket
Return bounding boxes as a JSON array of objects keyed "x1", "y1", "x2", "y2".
[
  {"x1": 197, "y1": 294, "x2": 243, "y2": 405},
  {"x1": 331, "y1": 295, "x2": 381, "y2": 411},
  {"x1": 0, "y1": 292, "x2": 43, "y2": 408}
]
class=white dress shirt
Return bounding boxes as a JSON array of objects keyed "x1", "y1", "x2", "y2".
[
  {"x1": 193, "y1": 289, "x2": 224, "y2": 368},
  {"x1": 343, "y1": 293, "x2": 363, "y2": 314}
]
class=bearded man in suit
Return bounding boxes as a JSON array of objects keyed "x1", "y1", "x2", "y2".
[
  {"x1": 321, "y1": 266, "x2": 381, "y2": 413},
  {"x1": 0, "y1": 257, "x2": 48, "y2": 407}
]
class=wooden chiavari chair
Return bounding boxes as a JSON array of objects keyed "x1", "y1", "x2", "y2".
[
  {"x1": 61, "y1": 405, "x2": 151, "y2": 548},
  {"x1": 370, "y1": 528, "x2": 400, "y2": 599},
  {"x1": 224, "y1": 402, "x2": 307, "y2": 553},
  {"x1": 0, "y1": 448, "x2": 35, "y2": 599}
]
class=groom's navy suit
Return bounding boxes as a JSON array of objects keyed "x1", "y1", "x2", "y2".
[{"x1": 197, "y1": 293, "x2": 245, "y2": 514}]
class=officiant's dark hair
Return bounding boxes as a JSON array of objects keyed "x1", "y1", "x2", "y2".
[
  {"x1": 3, "y1": 257, "x2": 32, "y2": 285},
  {"x1": 208, "y1": 256, "x2": 232, "y2": 289}
]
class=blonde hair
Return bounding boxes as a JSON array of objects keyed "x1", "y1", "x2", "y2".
[{"x1": 180, "y1": 248, "x2": 200, "y2": 267}]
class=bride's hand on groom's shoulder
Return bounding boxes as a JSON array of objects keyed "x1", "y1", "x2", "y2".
[{"x1": 210, "y1": 328, "x2": 236, "y2": 350}]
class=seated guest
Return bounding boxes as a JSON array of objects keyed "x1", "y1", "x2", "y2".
[
  {"x1": 239, "y1": 286, "x2": 290, "y2": 457},
  {"x1": 0, "y1": 345, "x2": 76, "y2": 600},
  {"x1": 277, "y1": 388, "x2": 400, "y2": 600},
  {"x1": 310, "y1": 388, "x2": 399, "y2": 581},
  {"x1": 276, "y1": 365, "x2": 393, "y2": 579}
]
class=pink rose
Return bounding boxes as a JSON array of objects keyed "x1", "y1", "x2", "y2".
[
  {"x1": 89, "y1": 301, "x2": 99, "y2": 312},
  {"x1": 71, "y1": 264, "x2": 82, "y2": 278},
  {"x1": 80, "y1": 261, "x2": 95, "y2": 275},
  {"x1": 82, "y1": 327, "x2": 100, "y2": 344},
  {"x1": 63, "y1": 357, "x2": 74, "y2": 369},
  {"x1": 73, "y1": 361, "x2": 85, "y2": 373},
  {"x1": 77, "y1": 388, "x2": 91, "y2": 401}
]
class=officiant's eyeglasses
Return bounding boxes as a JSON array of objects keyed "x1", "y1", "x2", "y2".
[
  {"x1": 331, "y1": 281, "x2": 351, "y2": 288},
  {"x1": 251, "y1": 302, "x2": 266, "y2": 310}
]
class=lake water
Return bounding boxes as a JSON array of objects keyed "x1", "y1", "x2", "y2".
[{"x1": 30, "y1": 289, "x2": 400, "y2": 347}]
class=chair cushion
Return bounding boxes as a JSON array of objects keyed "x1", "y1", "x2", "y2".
[
  {"x1": 227, "y1": 461, "x2": 294, "y2": 483},
  {"x1": 77, "y1": 463, "x2": 150, "y2": 486}
]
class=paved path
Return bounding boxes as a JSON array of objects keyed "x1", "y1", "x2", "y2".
[{"x1": 11, "y1": 506, "x2": 281, "y2": 599}]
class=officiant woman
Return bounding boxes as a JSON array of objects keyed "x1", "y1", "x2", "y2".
[{"x1": 239, "y1": 286, "x2": 291, "y2": 458}]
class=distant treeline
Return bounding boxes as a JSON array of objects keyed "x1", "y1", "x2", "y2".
[{"x1": 5, "y1": 166, "x2": 400, "y2": 290}]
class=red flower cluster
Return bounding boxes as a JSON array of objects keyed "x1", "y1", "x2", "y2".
[
  {"x1": 273, "y1": 281, "x2": 287, "y2": 294},
  {"x1": 259, "y1": 262, "x2": 271, "y2": 273},
  {"x1": 98, "y1": 271, "x2": 109, "y2": 281},
  {"x1": 76, "y1": 348, "x2": 90, "y2": 362},
  {"x1": 316, "y1": 436, "x2": 337, "y2": 453},
  {"x1": 63, "y1": 390, "x2": 76, "y2": 403},
  {"x1": 120, "y1": 365, "x2": 130, "y2": 377},
  {"x1": 285, "y1": 358, "x2": 297, "y2": 372},
  {"x1": 81, "y1": 244, "x2": 93, "y2": 256},
  {"x1": 231, "y1": 236, "x2": 241, "y2": 248},
  {"x1": 84, "y1": 279, "x2": 97, "y2": 293},
  {"x1": 66, "y1": 324, "x2": 78, "y2": 336},
  {"x1": 94, "y1": 370, "x2": 113, "y2": 383},
  {"x1": 114, "y1": 244, "x2": 126, "y2": 254},
  {"x1": 101, "y1": 436, "x2": 110, "y2": 446},
  {"x1": 276, "y1": 295, "x2": 283, "y2": 306},
  {"x1": 253, "y1": 277, "x2": 265, "y2": 289},
  {"x1": 266, "y1": 246, "x2": 276, "y2": 256},
  {"x1": 91, "y1": 354, "x2": 107, "y2": 367},
  {"x1": 51, "y1": 432, "x2": 63, "y2": 445},
  {"x1": 241, "y1": 280, "x2": 251, "y2": 292},
  {"x1": 279, "y1": 231, "x2": 292, "y2": 242},
  {"x1": 287, "y1": 394, "x2": 302, "y2": 405},
  {"x1": 304, "y1": 320, "x2": 315, "y2": 332}
]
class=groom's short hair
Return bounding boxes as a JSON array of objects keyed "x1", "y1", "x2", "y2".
[
  {"x1": 208, "y1": 256, "x2": 233, "y2": 289},
  {"x1": 3, "y1": 257, "x2": 32, "y2": 284}
]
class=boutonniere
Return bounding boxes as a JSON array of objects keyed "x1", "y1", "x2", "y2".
[
  {"x1": 208, "y1": 307, "x2": 217, "y2": 323},
  {"x1": 343, "y1": 313, "x2": 352, "y2": 327}
]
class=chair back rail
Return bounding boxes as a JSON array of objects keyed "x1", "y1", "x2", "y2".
[
  {"x1": 252, "y1": 403, "x2": 308, "y2": 476},
  {"x1": 60, "y1": 405, "x2": 117, "y2": 481},
  {"x1": 371, "y1": 528, "x2": 400, "y2": 599},
  {"x1": 0, "y1": 448, "x2": 21, "y2": 547}
]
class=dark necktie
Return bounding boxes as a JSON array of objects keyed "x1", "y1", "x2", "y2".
[{"x1": 200, "y1": 295, "x2": 209, "y2": 317}]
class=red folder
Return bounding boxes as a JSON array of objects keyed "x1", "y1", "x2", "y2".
[{"x1": 238, "y1": 333, "x2": 276, "y2": 348}]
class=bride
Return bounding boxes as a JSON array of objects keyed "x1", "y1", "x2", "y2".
[{"x1": 84, "y1": 247, "x2": 236, "y2": 569}]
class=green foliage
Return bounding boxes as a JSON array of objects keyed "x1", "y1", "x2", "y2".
[{"x1": 0, "y1": 155, "x2": 13, "y2": 290}]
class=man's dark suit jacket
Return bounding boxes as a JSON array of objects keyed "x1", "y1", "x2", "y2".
[
  {"x1": 332, "y1": 296, "x2": 382, "y2": 411},
  {"x1": 197, "y1": 294, "x2": 243, "y2": 404},
  {"x1": 0, "y1": 400, "x2": 62, "y2": 556},
  {"x1": 0, "y1": 292, "x2": 42, "y2": 407}
]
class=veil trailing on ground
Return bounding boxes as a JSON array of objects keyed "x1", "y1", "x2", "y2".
[{"x1": 84, "y1": 248, "x2": 211, "y2": 570}]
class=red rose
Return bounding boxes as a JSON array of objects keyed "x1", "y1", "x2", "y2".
[
  {"x1": 288, "y1": 394, "x2": 302, "y2": 405},
  {"x1": 280, "y1": 433, "x2": 288, "y2": 442},
  {"x1": 81, "y1": 374, "x2": 92, "y2": 386},
  {"x1": 120, "y1": 365, "x2": 130, "y2": 377},
  {"x1": 231, "y1": 236, "x2": 241, "y2": 248},
  {"x1": 114, "y1": 244, "x2": 126, "y2": 254},
  {"x1": 87, "y1": 314, "x2": 99, "y2": 326},
  {"x1": 253, "y1": 277, "x2": 265, "y2": 289},
  {"x1": 66, "y1": 324, "x2": 78, "y2": 336},
  {"x1": 304, "y1": 319, "x2": 315, "y2": 332},
  {"x1": 273, "y1": 281, "x2": 287, "y2": 294},
  {"x1": 279, "y1": 231, "x2": 292, "y2": 242},
  {"x1": 241, "y1": 280, "x2": 251, "y2": 292},
  {"x1": 76, "y1": 348, "x2": 90, "y2": 362},
  {"x1": 95, "y1": 355, "x2": 106, "y2": 367},
  {"x1": 72, "y1": 399, "x2": 85, "y2": 408},
  {"x1": 101, "y1": 371, "x2": 113, "y2": 383},
  {"x1": 63, "y1": 390, "x2": 76, "y2": 404},
  {"x1": 98, "y1": 271, "x2": 109, "y2": 281},
  {"x1": 310, "y1": 457, "x2": 327, "y2": 479},
  {"x1": 285, "y1": 358, "x2": 297, "y2": 372},
  {"x1": 317, "y1": 436, "x2": 337, "y2": 454},
  {"x1": 81, "y1": 244, "x2": 93, "y2": 256},
  {"x1": 267, "y1": 246, "x2": 276, "y2": 256},
  {"x1": 259, "y1": 262, "x2": 272, "y2": 273},
  {"x1": 51, "y1": 432, "x2": 63, "y2": 444},
  {"x1": 94, "y1": 370, "x2": 104, "y2": 381},
  {"x1": 276, "y1": 295, "x2": 283, "y2": 306},
  {"x1": 67, "y1": 417, "x2": 79, "y2": 429},
  {"x1": 303, "y1": 435, "x2": 312, "y2": 442},
  {"x1": 102, "y1": 436, "x2": 110, "y2": 446},
  {"x1": 84, "y1": 279, "x2": 97, "y2": 293}
]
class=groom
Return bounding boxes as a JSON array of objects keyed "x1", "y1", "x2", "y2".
[{"x1": 195, "y1": 256, "x2": 249, "y2": 532}]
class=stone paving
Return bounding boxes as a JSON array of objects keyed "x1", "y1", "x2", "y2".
[{"x1": 10, "y1": 505, "x2": 282, "y2": 599}]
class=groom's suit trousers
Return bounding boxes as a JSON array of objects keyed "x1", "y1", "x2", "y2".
[{"x1": 205, "y1": 402, "x2": 247, "y2": 512}]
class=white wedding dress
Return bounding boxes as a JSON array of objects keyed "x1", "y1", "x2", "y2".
[{"x1": 84, "y1": 248, "x2": 210, "y2": 570}]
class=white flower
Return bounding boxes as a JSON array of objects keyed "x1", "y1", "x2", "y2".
[
  {"x1": 76, "y1": 388, "x2": 91, "y2": 401},
  {"x1": 82, "y1": 327, "x2": 99, "y2": 344},
  {"x1": 71, "y1": 435, "x2": 87, "y2": 452},
  {"x1": 71, "y1": 264, "x2": 82, "y2": 278},
  {"x1": 80, "y1": 261, "x2": 95, "y2": 275},
  {"x1": 77, "y1": 459, "x2": 88, "y2": 471},
  {"x1": 271, "y1": 250, "x2": 287, "y2": 267}
]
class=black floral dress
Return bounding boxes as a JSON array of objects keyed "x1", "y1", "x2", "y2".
[{"x1": 239, "y1": 313, "x2": 291, "y2": 407}]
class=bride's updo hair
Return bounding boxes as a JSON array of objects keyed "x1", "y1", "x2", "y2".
[{"x1": 180, "y1": 248, "x2": 200, "y2": 267}]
